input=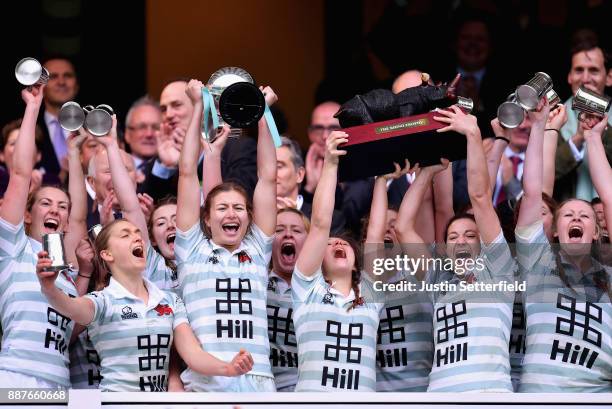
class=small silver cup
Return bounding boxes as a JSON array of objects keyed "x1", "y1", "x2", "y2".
[
  {"x1": 516, "y1": 72, "x2": 553, "y2": 111},
  {"x1": 85, "y1": 104, "x2": 114, "y2": 136},
  {"x1": 545, "y1": 89, "x2": 561, "y2": 107},
  {"x1": 498, "y1": 93, "x2": 525, "y2": 129},
  {"x1": 456, "y1": 96, "x2": 474, "y2": 113},
  {"x1": 88, "y1": 224, "x2": 103, "y2": 244},
  {"x1": 15, "y1": 58, "x2": 49, "y2": 86},
  {"x1": 59, "y1": 101, "x2": 86, "y2": 132},
  {"x1": 572, "y1": 86, "x2": 611, "y2": 119},
  {"x1": 42, "y1": 233, "x2": 69, "y2": 272}
]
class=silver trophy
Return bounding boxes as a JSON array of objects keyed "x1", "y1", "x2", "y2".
[
  {"x1": 456, "y1": 96, "x2": 474, "y2": 113},
  {"x1": 59, "y1": 101, "x2": 86, "y2": 132},
  {"x1": 205, "y1": 67, "x2": 265, "y2": 140},
  {"x1": 497, "y1": 93, "x2": 525, "y2": 129},
  {"x1": 84, "y1": 104, "x2": 114, "y2": 136},
  {"x1": 88, "y1": 224, "x2": 103, "y2": 243},
  {"x1": 516, "y1": 72, "x2": 553, "y2": 111},
  {"x1": 15, "y1": 57, "x2": 49, "y2": 87},
  {"x1": 572, "y1": 87, "x2": 611, "y2": 119},
  {"x1": 42, "y1": 233, "x2": 69, "y2": 272},
  {"x1": 545, "y1": 89, "x2": 561, "y2": 107}
]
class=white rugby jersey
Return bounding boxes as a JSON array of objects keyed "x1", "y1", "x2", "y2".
[
  {"x1": 267, "y1": 270, "x2": 298, "y2": 391},
  {"x1": 84, "y1": 277, "x2": 187, "y2": 392},
  {"x1": 426, "y1": 232, "x2": 516, "y2": 392},
  {"x1": 145, "y1": 246, "x2": 179, "y2": 292},
  {"x1": 0, "y1": 218, "x2": 78, "y2": 387},
  {"x1": 376, "y1": 270, "x2": 433, "y2": 392},
  {"x1": 292, "y1": 267, "x2": 383, "y2": 392},
  {"x1": 516, "y1": 223, "x2": 612, "y2": 392},
  {"x1": 509, "y1": 293, "x2": 526, "y2": 392},
  {"x1": 175, "y1": 223, "x2": 274, "y2": 390},
  {"x1": 69, "y1": 329, "x2": 101, "y2": 389}
]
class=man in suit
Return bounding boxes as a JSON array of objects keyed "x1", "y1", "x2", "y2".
[
  {"x1": 276, "y1": 136, "x2": 345, "y2": 234},
  {"x1": 123, "y1": 96, "x2": 162, "y2": 183},
  {"x1": 139, "y1": 79, "x2": 258, "y2": 201},
  {"x1": 555, "y1": 41, "x2": 612, "y2": 201},
  {"x1": 38, "y1": 58, "x2": 79, "y2": 184}
]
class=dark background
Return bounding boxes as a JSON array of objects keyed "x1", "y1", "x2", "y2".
[{"x1": 2, "y1": 0, "x2": 610, "y2": 143}]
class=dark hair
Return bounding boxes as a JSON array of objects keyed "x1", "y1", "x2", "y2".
[
  {"x1": 444, "y1": 213, "x2": 477, "y2": 242},
  {"x1": 323, "y1": 233, "x2": 363, "y2": 311},
  {"x1": 591, "y1": 197, "x2": 603, "y2": 206},
  {"x1": 148, "y1": 196, "x2": 178, "y2": 276},
  {"x1": 1, "y1": 118, "x2": 44, "y2": 152},
  {"x1": 26, "y1": 185, "x2": 71, "y2": 213},
  {"x1": 201, "y1": 182, "x2": 253, "y2": 238},
  {"x1": 41, "y1": 56, "x2": 78, "y2": 79},
  {"x1": 92, "y1": 219, "x2": 128, "y2": 288},
  {"x1": 569, "y1": 38, "x2": 610, "y2": 72}
]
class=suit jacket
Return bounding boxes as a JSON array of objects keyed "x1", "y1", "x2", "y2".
[
  {"x1": 37, "y1": 110, "x2": 62, "y2": 183},
  {"x1": 139, "y1": 136, "x2": 258, "y2": 202}
]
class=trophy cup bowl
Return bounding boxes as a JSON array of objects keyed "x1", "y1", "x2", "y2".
[
  {"x1": 88, "y1": 224, "x2": 103, "y2": 243},
  {"x1": 545, "y1": 89, "x2": 561, "y2": 107},
  {"x1": 59, "y1": 101, "x2": 86, "y2": 132},
  {"x1": 572, "y1": 86, "x2": 611, "y2": 119},
  {"x1": 206, "y1": 67, "x2": 265, "y2": 139},
  {"x1": 516, "y1": 72, "x2": 553, "y2": 111},
  {"x1": 42, "y1": 232, "x2": 69, "y2": 272},
  {"x1": 497, "y1": 94, "x2": 525, "y2": 129},
  {"x1": 456, "y1": 96, "x2": 474, "y2": 113},
  {"x1": 15, "y1": 57, "x2": 49, "y2": 86},
  {"x1": 85, "y1": 104, "x2": 114, "y2": 136}
]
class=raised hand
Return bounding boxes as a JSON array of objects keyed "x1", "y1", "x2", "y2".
[
  {"x1": 434, "y1": 105, "x2": 479, "y2": 137},
  {"x1": 204, "y1": 125, "x2": 230, "y2": 155},
  {"x1": 185, "y1": 79, "x2": 204, "y2": 104},
  {"x1": 260, "y1": 86, "x2": 278, "y2": 107},
  {"x1": 324, "y1": 130, "x2": 348, "y2": 166},
  {"x1": 584, "y1": 114, "x2": 609, "y2": 141},
  {"x1": 276, "y1": 196, "x2": 297, "y2": 210},
  {"x1": 21, "y1": 84, "x2": 45, "y2": 107},
  {"x1": 304, "y1": 143, "x2": 325, "y2": 193},
  {"x1": 75, "y1": 238, "x2": 95, "y2": 277},
  {"x1": 36, "y1": 251, "x2": 60, "y2": 290},
  {"x1": 526, "y1": 97, "x2": 550, "y2": 127},
  {"x1": 382, "y1": 159, "x2": 412, "y2": 181},
  {"x1": 137, "y1": 193, "x2": 154, "y2": 222},
  {"x1": 95, "y1": 115, "x2": 119, "y2": 147},
  {"x1": 546, "y1": 104, "x2": 567, "y2": 131},
  {"x1": 227, "y1": 349, "x2": 254, "y2": 376}
]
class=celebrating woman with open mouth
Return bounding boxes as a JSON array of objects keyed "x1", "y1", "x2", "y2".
[
  {"x1": 175, "y1": 79, "x2": 278, "y2": 392},
  {"x1": 395, "y1": 105, "x2": 517, "y2": 392},
  {"x1": 292, "y1": 130, "x2": 383, "y2": 392},
  {"x1": 515, "y1": 100, "x2": 611, "y2": 392}
]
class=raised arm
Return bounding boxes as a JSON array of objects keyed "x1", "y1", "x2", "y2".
[
  {"x1": 432, "y1": 164, "x2": 454, "y2": 243},
  {"x1": 252, "y1": 86, "x2": 278, "y2": 236},
  {"x1": 37, "y1": 251, "x2": 94, "y2": 326},
  {"x1": 64, "y1": 130, "x2": 89, "y2": 266},
  {"x1": 515, "y1": 100, "x2": 549, "y2": 228},
  {"x1": 296, "y1": 131, "x2": 347, "y2": 276},
  {"x1": 434, "y1": 106, "x2": 500, "y2": 244},
  {"x1": 542, "y1": 105, "x2": 567, "y2": 196},
  {"x1": 487, "y1": 119, "x2": 512, "y2": 191},
  {"x1": 584, "y1": 115, "x2": 612, "y2": 228},
  {"x1": 365, "y1": 160, "x2": 410, "y2": 243},
  {"x1": 96, "y1": 118, "x2": 149, "y2": 245},
  {"x1": 177, "y1": 80, "x2": 207, "y2": 232},
  {"x1": 395, "y1": 163, "x2": 447, "y2": 280},
  {"x1": 0, "y1": 86, "x2": 45, "y2": 225}
]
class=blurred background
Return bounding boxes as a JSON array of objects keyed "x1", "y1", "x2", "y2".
[{"x1": 2, "y1": 0, "x2": 610, "y2": 146}]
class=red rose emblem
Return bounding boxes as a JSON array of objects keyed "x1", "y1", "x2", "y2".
[{"x1": 154, "y1": 304, "x2": 173, "y2": 316}]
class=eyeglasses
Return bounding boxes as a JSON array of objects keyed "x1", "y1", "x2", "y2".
[
  {"x1": 127, "y1": 123, "x2": 161, "y2": 132},
  {"x1": 308, "y1": 124, "x2": 341, "y2": 135}
]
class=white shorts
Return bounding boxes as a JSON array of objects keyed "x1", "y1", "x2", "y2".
[
  {"x1": 0, "y1": 370, "x2": 62, "y2": 389},
  {"x1": 181, "y1": 370, "x2": 276, "y2": 392}
]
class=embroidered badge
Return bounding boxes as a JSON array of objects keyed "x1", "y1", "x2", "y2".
[
  {"x1": 237, "y1": 251, "x2": 252, "y2": 264},
  {"x1": 267, "y1": 277, "x2": 278, "y2": 292}
]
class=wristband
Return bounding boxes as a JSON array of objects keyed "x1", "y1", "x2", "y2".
[
  {"x1": 494, "y1": 136, "x2": 510, "y2": 144},
  {"x1": 545, "y1": 128, "x2": 561, "y2": 137}
]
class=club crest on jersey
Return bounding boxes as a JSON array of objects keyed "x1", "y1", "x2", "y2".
[
  {"x1": 121, "y1": 306, "x2": 138, "y2": 320},
  {"x1": 154, "y1": 304, "x2": 173, "y2": 316},
  {"x1": 267, "y1": 277, "x2": 278, "y2": 292},
  {"x1": 322, "y1": 290, "x2": 335, "y2": 305},
  {"x1": 238, "y1": 251, "x2": 252, "y2": 264}
]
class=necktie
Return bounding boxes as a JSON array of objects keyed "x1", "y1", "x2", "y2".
[
  {"x1": 113, "y1": 211, "x2": 123, "y2": 220},
  {"x1": 496, "y1": 156, "x2": 523, "y2": 205},
  {"x1": 50, "y1": 119, "x2": 68, "y2": 163}
]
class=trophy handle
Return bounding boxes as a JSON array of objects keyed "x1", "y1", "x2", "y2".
[{"x1": 201, "y1": 87, "x2": 219, "y2": 142}]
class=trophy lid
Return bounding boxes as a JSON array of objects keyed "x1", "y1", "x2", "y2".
[
  {"x1": 85, "y1": 108, "x2": 113, "y2": 136},
  {"x1": 15, "y1": 57, "x2": 44, "y2": 86},
  {"x1": 207, "y1": 67, "x2": 254, "y2": 95},
  {"x1": 219, "y1": 82, "x2": 265, "y2": 128},
  {"x1": 59, "y1": 101, "x2": 85, "y2": 132}
]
